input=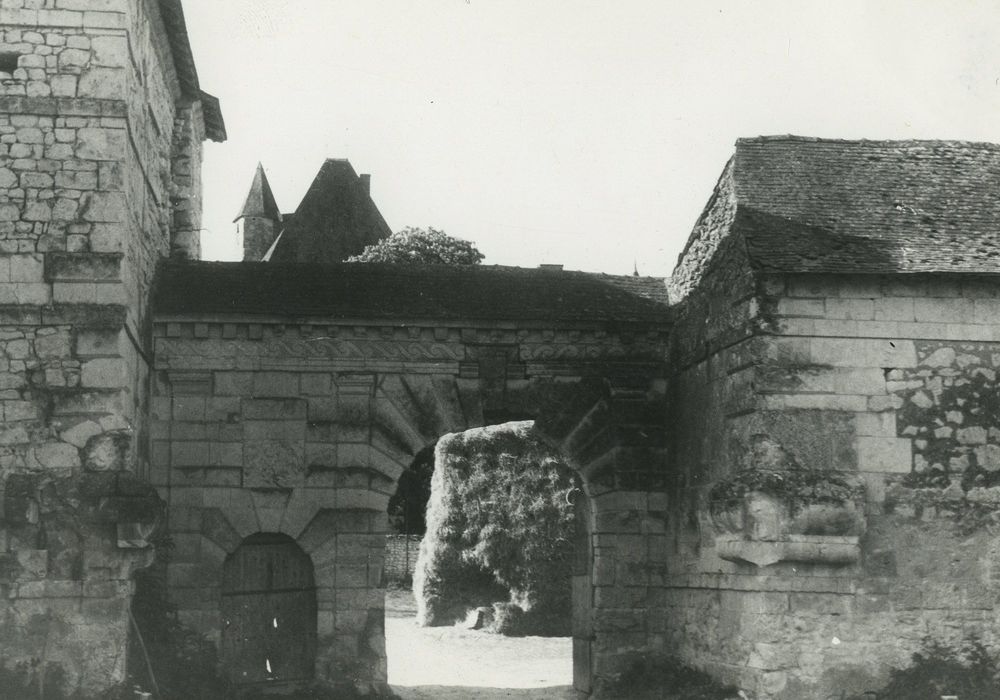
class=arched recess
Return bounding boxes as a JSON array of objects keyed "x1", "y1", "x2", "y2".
[{"x1": 221, "y1": 533, "x2": 318, "y2": 687}]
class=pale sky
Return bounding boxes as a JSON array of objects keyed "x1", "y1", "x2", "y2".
[{"x1": 185, "y1": 1, "x2": 1000, "y2": 278}]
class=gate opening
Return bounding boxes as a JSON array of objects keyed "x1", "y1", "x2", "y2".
[
  {"x1": 384, "y1": 422, "x2": 593, "y2": 697},
  {"x1": 221, "y1": 532, "x2": 318, "y2": 687}
]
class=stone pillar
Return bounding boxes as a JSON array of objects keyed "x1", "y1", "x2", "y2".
[{"x1": 586, "y1": 489, "x2": 669, "y2": 695}]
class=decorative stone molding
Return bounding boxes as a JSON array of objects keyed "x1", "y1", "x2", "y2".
[
  {"x1": 152, "y1": 321, "x2": 670, "y2": 364},
  {"x1": 155, "y1": 337, "x2": 465, "y2": 366}
]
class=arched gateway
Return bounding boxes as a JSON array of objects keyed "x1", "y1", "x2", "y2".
[{"x1": 149, "y1": 260, "x2": 671, "y2": 695}]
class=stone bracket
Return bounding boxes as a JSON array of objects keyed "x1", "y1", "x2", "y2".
[{"x1": 715, "y1": 534, "x2": 860, "y2": 567}]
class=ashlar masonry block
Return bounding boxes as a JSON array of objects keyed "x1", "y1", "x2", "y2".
[
  {"x1": 857, "y1": 436, "x2": 912, "y2": 473},
  {"x1": 810, "y1": 338, "x2": 917, "y2": 368}
]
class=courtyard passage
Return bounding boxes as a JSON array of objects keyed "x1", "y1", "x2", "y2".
[{"x1": 386, "y1": 589, "x2": 577, "y2": 700}]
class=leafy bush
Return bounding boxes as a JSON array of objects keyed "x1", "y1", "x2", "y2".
[
  {"x1": 414, "y1": 421, "x2": 577, "y2": 635},
  {"x1": 388, "y1": 446, "x2": 434, "y2": 535},
  {"x1": 876, "y1": 636, "x2": 1000, "y2": 700},
  {"x1": 347, "y1": 226, "x2": 484, "y2": 264}
]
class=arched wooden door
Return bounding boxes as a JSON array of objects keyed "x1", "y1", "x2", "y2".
[{"x1": 221, "y1": 533, "x2": 317, "y2": 686}]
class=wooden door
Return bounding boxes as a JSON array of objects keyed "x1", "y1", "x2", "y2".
[
  {"x1": 570, "y1": 487, "x2": 594, "y2": 694},
  {"x1": 221, "y1": 533, "x2": 317, "y2": 686}
]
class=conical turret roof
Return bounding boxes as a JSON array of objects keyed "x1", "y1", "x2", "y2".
[{"x1": 234, "y1": 163, "x2": 281, "y2": 222}]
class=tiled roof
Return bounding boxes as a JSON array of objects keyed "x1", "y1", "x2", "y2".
[
  {"x1": 268, "y1": 160, "x2": 391, "y2": 264},
  {"x1": 153, "y1": 261, "x2": 671, "y2": 326},
  {"x1": 731, "y1": 136, "x2": 1000, "y2": 273}
]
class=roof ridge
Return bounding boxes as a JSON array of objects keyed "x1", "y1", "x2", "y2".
[
  {"x1": 737, "y1": 134, "x2": 1000, "y2": 149},
  {"x1": 167, "y1": 259, "x2": 666, "y2": 282}
]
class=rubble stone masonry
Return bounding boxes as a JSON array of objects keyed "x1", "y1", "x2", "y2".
[
  {"x1": 0, "y1": 0, "x2": 209, "y2": 695},
  {"x1": 3, "y1": 3, "x2": 999, "y2": 699}
]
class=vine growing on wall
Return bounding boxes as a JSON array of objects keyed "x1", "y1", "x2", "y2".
[
  {"x1": 709, "y1": 465, "x2": 861, "y2": 515},
  {"x1": 708, "y1": 434, "x2": 863, "y2": 523}
]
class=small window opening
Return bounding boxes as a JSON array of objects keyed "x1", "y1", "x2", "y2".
[
  {"x1": 0, "y1": 53, "x2": 19, "y2": 74},
  {"x1": 265, "y1": 658, "x2": 273, "y2": 674},
  {"x1": 272, "y1": 617, "x2": 278, "y2": 629}
]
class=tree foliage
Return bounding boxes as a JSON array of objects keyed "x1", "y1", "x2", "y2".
[
  {"x1": 347, "y1": 226, "x2": 484, "y2": 264},
  {"x1": 414, "y1": 421, "x2": 577, "y2": 635},
  {"x1": 388, "y1": 445, "x2": 435, "y2": 535}
]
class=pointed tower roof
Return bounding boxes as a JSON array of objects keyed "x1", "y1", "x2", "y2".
[
  {"x1": 234, "y1": 163, "x2": 281, "y2": 223},
  {"x1": 267, "y1": 159, "x2": 391, "y2": 264}
]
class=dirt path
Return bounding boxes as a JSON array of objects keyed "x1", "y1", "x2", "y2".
[{"x1": 386, "y1": 590, "x2": 578, "y2": 700}]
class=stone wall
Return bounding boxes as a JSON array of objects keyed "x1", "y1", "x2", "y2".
[
  {"x1": 384, "y1": 535, "x2": 420, "y2": 584},
  {"x1": 666, "y1": 265, "x2": 1000, "y2": 698},
  {"x1": 0, "y1": 1, "x2": 208, "y2": 695},
  {"x1": 169, "y1": 99, "x2": 204, "y2": 260},
  {"x1": 150, "y1": 315, "x2": 670, "y2": 695}
]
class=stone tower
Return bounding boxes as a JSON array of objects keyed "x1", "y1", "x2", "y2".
[
  {"x1": 235, "y1": 162, "x2": 282, "y2": 261},
  {"x1": 0, "y1": 0, "x2": 223, "y2": 695}
]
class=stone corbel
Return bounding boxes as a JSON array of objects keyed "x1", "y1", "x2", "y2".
[
  {"x1": 711, "y1": 491, "x2": 864, "y2": 568},
  {"x1": 715, "y1": 534, "x2": 860, "y2": 567}
]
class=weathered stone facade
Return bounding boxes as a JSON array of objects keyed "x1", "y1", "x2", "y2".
[
  {"x1": 148, "y1": 288, "x2": 671, "y2": 694},
  {"x1": 663, "y1": 138, "x2": 1000, "y2": 698},
  {"x1": 2, "y1": 4, "x2": 1000, "y2": 699},
  {"x1": 0, "y1": 0, "x2": 223, "y2": 695}
]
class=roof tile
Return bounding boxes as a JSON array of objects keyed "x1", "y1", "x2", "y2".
[{"x1": 732, "y1": 136, "x2": 1000, "y2": 273}]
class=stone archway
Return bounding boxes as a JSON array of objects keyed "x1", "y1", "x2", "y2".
[
  {"x1": 383, "y1": 420, "x2": 591, "y2": 691},
  {"x1": 151, "y1": 263, "x2": 671, "y2": 696}
]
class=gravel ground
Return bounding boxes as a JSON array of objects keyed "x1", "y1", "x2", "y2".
[{"x1": 386, "y1": 589, "x2": 578, "y2": 700}]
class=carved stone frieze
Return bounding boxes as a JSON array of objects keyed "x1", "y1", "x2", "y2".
[
  {"x1": 155, "y1": 337, "x2": 466, "y2": 369},
  {"x1": 155, "y1": 335, "x2": 668, "y2": 371},
  {"x1": 519, "y1": 340, "x2": 667, "y2": 361}
]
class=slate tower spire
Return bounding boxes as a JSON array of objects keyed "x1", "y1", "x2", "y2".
[{"x1": 235, "y1": 163, "x2": 283, "y2": 261}]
